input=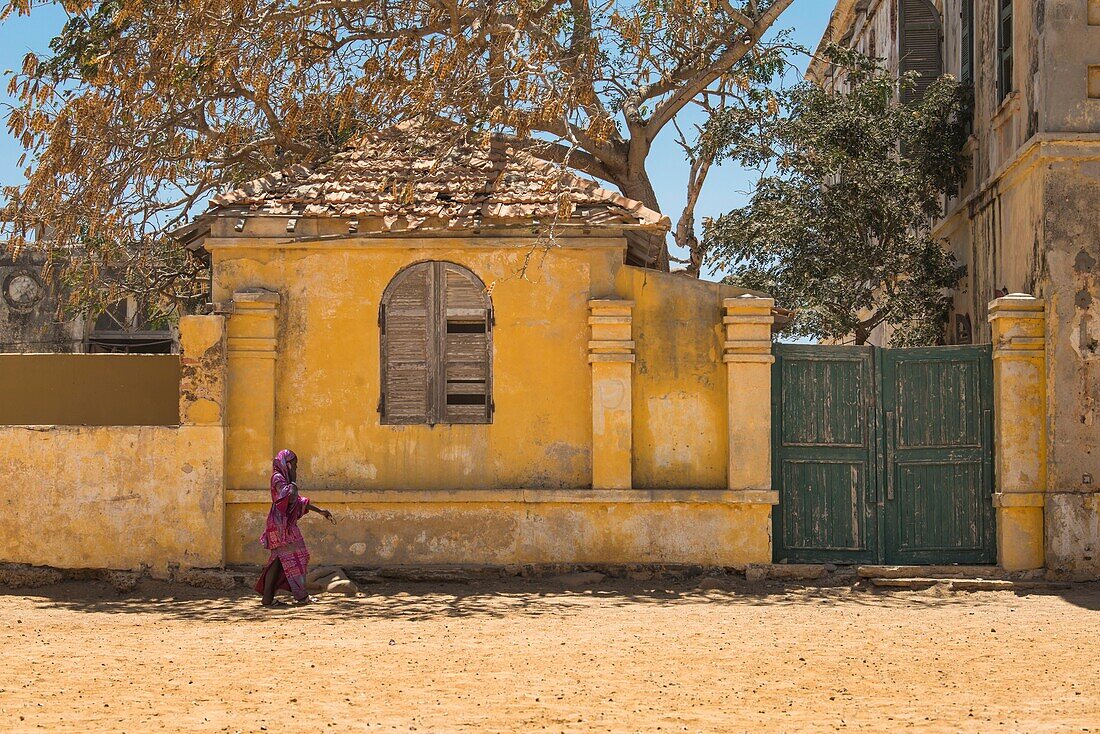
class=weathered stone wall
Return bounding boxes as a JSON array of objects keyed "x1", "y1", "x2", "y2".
[
  {"x1": 0, "y1": 316, "x2": 227, "y2": 573},
  {"x1": 1042, "y1": 153, "x2": 1100, "y2": 578},
  {"x1": 225, "y1": 489, "x2": 771, "y2": 567},
  {"x1": 0, "y1": 250, "x2": 82, "y2": 353}
]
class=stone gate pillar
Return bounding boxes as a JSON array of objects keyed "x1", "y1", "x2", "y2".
[
  {"x1": 588, "y1": 299, "x2": 634, "y2": 489},
  {"x1": 178, "y1": 314, "x2": 228, "y2": 568},
  {"x1": 723, "y1": 296, "x2": 779, "y2": 562},
  {"x1": 227, "y1": 288, "x2": 281, "y2": 490},
  {"x1": 989, "y1": 294, "x2": 1047, "y2": 571}
]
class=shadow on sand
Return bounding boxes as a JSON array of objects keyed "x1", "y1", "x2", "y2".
[{"x1": 6, "y1": 574, "x2": 1100, "y2": 622}]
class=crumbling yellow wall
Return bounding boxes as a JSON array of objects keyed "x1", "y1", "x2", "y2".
[
  {"x1": 212, "y1": 237, "x2": 622, "y2": 491},
  {"x1": 0, "y1": 424, "x2": 224, "y2": 572},
  {"x1": 0, "y1": 316, "x2": 227, "y2": 573},
  {"x1": 210, "y1": 229, "x2": 775, "y2": 567},
  {"x1": 616, "y1": 266, "x2": 739, "y2": 489},
  {"x1": 225, "y1": 489, "x2": 771, "y2": 567}
]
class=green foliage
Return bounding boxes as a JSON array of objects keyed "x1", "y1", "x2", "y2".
[{"x1": 704, "y1": 47, "x2": 971, "y2": 346}]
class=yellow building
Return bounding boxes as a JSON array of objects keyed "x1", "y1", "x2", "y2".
[
  {"x1": 175, "y1": 126, "x2": 780, "y2": 568},
  {"x1": 0, "y1": 125, "x2": 1067, "y2": 577}
]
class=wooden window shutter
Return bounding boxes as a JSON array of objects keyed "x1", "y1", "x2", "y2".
[
  {"x1": 960, "y1": 0, "x2": 974, "y2": 87},
  {"x1": 439, "y1": 263, "x2": 492, "y2": 424},
  {"x1": 899, "y1": 0, "x2": 944, "y2": 105},
  {"x1": 997, "y1": 0, "x2": 1014, "y2": 102},
  {"x1": 380, "y1": 262, "x2": 434, "y2": 424},
  {"x1": 380, "y1": 261, "x2": 492, "y2": 425}
]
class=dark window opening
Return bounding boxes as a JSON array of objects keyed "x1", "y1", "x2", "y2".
[
  {"x1": 998, "y1": 0, "x2": 1014, "y2": 103},
  {"x1": 446, "y1": 393, "x2": 487, "y2": 406},
  {"x1": 447, "y1": 320, "x2": 487, "y2": 334},
  {"x1": 960, "y1": 0, "x2": 975, "y2": 135},
  {"x1": 898, "y1": 0, "x2": 944, "y2": 106}
]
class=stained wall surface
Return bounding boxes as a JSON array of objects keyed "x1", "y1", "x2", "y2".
[
  {"x1": 617, "y1": 266, "x2": 738, "y2": 489},
  {"x1": 0, "y1": 424, "x2": 224, "y2": 572},
  {"x1": 1042, "y1": 154, "x2": 1100, "y2": 578},
  {"x1": 210, "y1": 228, "x2": 771, "y2": 567},
  {"x1": 0, "y1": 316, "x2": 227, "y2": 573}
]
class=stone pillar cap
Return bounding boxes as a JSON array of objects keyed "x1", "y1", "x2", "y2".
[
  {"x1": 988, "y1": 293, "x2": 1044, "y2": 318},
  {"x1": 233, "y1": 288, "x2": 281, "y2": 305},
  {"x1": 723, "y1": 295, "x2": 775, "y2": 308}
]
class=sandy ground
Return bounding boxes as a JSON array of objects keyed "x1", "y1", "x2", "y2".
[{"x1": 1, "y1": 577, "x2": 1099, "y2": 733}]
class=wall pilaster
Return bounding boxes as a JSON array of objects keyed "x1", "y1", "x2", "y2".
[
  {"x1": 989, "y1": 293, "x2": 1047, "y2": 571},
  {"x1": 588, "y1": 299, "x2": 634, "y2": 490},
  {"x1": 227, "y1": 289, "x2": 280, "y2": 490},
  {"x1": 723, "y1": 296, "x2": 778, "y2": 562}
]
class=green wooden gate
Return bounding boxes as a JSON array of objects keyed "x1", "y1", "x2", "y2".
[{"x1": 772, "y1": 344, "x2": 995, "y2": 565}]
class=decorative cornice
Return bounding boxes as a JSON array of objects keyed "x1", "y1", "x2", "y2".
[
  {"x1": 588, "y1": 299, "x2": 634, "y2": 365},
  {"x1": 723, "y1": 296, "x2": 776, "y2": 365}
]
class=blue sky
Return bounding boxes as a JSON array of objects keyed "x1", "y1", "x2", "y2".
[{"x1": 0, "y1": 1, "x2": 833, "y2": 272}]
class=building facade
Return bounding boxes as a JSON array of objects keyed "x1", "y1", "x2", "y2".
[
  {"x1": 0, "y1": 247, "x2": 175, "y2": 354},
  {"x1": 810, "y1": 0, "x2": 1100, "y2": 576}
]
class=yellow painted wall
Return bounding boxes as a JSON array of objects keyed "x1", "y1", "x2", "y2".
[
  {"x1": 0, "y1": 424, "x2": 224, "y2": 572},
  {"x1": 210, "y1": 231, "x2": 776, "y2": 567},
  {"x1": 212, "y1": 240, "x2": 751, "y2": 494},
  {"x1": 225, "y1": 489, "x2": 771, "y2": 567},
  {"x1": 617, "y1": 266, "x2": 745, "y2": 489},
  {"x1": 212, "y1": 236, "x2": 621, "y2": 491},
  {"x1": 0, "y1": 315, "x2": 228, "y2": 574}
]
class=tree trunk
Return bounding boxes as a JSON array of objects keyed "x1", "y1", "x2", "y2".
[{"x1": 617, "y1": 172, "x2": 670, "y2": 271}]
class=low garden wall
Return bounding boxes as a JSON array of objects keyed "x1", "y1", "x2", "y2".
[{"x1": 0, "y1": 316, "x2": 227, "y2": 574}]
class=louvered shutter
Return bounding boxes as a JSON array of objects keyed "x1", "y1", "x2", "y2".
[
  {"x1": 960, "y1": 0, "x2": 974, "y2": 87},
  {"x1": 899, "y1": 0, "x2": 943, "y2": 105},
  {"x1": 380, "y1": 262, "x2": 433, "y2": 424},
  {"x1": 440, "y1": 263, "x2": 492, "y2": 424},
  {"x1": 997, "y1": 0, "x2": 1013, "y2": 102}
]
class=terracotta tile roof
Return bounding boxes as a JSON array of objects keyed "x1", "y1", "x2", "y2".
[{"x1": 206, "y1": 125, "x2": 669, "y2": 265}]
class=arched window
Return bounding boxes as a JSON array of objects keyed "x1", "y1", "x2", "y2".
[
  {"x1": 899, "y1": 0, "x2": 943, "y2": 105},
  {"x1": 379, "y1": 261, "x2": 493, "y2": 425}
]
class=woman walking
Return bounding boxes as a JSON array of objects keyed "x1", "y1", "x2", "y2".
[{"x1": 255, "y1": 449, "x2": 335, "y2": 606}]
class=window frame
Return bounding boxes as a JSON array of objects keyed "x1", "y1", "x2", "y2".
[
  {"x1": 960, "y1": 0, "x2": 975, "y2": 88},
  {"x1": 378, "y1": 260, "x2": 494, "y2": 426},
  {"x1": 998, "y1": 0, "x2": 1014, "y2": 103},
  {"x1": 898, "y1": 0, "x2": 945, "y2": 106}
]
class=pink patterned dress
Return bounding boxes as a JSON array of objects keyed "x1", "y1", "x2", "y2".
[{"x1": 253, "y1": 449, "x2": 311, "y2": 600}]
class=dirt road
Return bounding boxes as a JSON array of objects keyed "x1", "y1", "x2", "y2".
[{"x1": 1, "y1": 578, "x2": 1099, "y2": 732}]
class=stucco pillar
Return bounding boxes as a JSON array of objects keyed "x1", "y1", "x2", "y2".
[
  {"x1": 989, "y1": 294, "x2": 1047, "y2": 571},
  {"x1": 723, "y1": 296, "x2": 779, "y2": 563},
  {"x1": 179, "y1": 315, "x2": 227, "y2": 427},
  {"x1": 588, "y1": 299, "x2": 634, "y2": 489},
  {"x1": 227, "y1": 289, "x2": 280, "y2": 490},
  {"x1": 178, "y1": 314, "x2": 228, "y2": 567}
]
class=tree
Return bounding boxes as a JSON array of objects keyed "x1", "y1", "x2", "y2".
[
  {"x1": 704, "y1": 48, "x2": 971, "y2": 346},
  {"x1": 1, "y1": 0, "x2": 795, "y2": 316}
]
